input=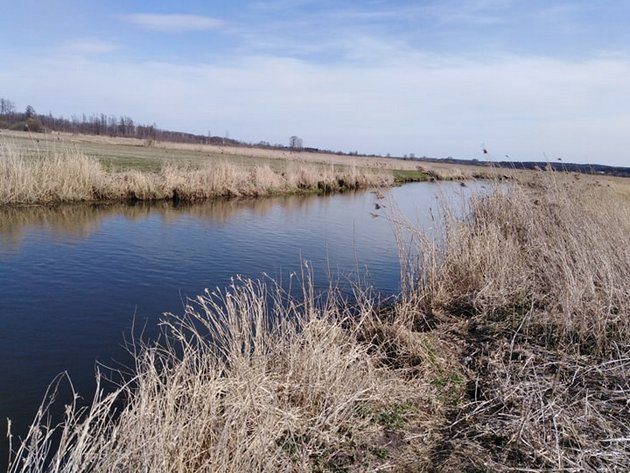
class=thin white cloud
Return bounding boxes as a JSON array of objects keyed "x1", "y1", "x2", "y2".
[
  {"x1": 61, "y1": 40, "x2": 118, "y2": 55},
  {"x1": 251, "y1": 0, "x2": 316, "y2": 12},
  {"x1": 2, "y1": 52, "x2": 629, "y2": 165},
  {"x1": 120, "y1": 14, "x2": 224, "y2": 32}
]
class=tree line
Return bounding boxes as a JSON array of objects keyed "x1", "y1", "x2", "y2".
[
  {"x1": 0, "y1": 97, "x2": 242, "y2": 146},
  {"x1": 0, "y1": 97, "x2": 391, "y2": 159}
]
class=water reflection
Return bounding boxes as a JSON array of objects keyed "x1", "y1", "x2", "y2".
[{"x1": 0, "y1": 194, "x2": 323, "y2": 252}]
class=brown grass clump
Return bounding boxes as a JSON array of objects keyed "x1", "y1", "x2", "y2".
[
  {"x1": 7, "y1": 173, "x2": 629, "y2": 472},
  {"x1": 0, "y1": 142, "x2": 393, "y2": 205},
  {"x1": 8, "y1": 279, "x2": 434, "y2": 472},
  {"x1": 418, "y1": 175, "x2": 629, "y2": 355},
  {"x1": 397, "y1": 174, "x2": 630, "y2": 471}
]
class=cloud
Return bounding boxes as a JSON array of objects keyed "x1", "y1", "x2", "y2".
[
  {"x1": 120, "y1": 14, "x2": 224, "y2": 32},
  {"x1": 61, "y1": 40, "x2": 118, "y2": 55},
  {"x1": 1, "y1": 51, "x2": 629, "y2": 165},
  {"x1": 251, "y1": 0, "x2": 315, "y2": 11}
]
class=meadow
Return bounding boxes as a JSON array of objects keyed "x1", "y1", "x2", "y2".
[
  {"x1": 0, "y1": 145, "x2": 392, "y2": 207},
  {"x1": 0, "y1": 129, "x2": 477, "y2": 175},
  {"x1": 7, "y1": 170, "x2": 629, "y2": 472},
  {"x1": 0, "y1": 130, "x2": 498, "y2": 206}
]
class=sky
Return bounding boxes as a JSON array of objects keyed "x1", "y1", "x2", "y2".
[{"x1": 1, "y1": 0, "x2": 629, "y2": 165}]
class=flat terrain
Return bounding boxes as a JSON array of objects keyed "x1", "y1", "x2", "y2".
[
  {"x1": 0, "y1": 129, "x2": 478, "y2": 180},
  {"x1": 8, "y1": 129, "x2": 628, "y2": 189},
  {"x1": 2, "y1": 129, "x2": 628, "y2": 207}
]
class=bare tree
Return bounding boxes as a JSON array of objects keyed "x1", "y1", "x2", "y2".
[
  {"x1": 0, "y1": 97, "x2": 242, "y2": 146},
  {"x1": 0, "y1": 98, "x2": 16, "y2": 115},
  {"x1": 289, "y1": 136, "x2": 303, "y2": 149}
]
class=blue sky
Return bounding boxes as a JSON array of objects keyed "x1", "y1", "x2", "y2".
[{"x1": 1, "y1": 0, "x2": 629, "y2": 165}]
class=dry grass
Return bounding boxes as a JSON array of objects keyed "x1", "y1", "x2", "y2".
[
  {"x1": 7, "y1": 173, "x2": 630, "y2": 472},
  {"x1": 393, "y1": 173, "x2": 630, "y2": 471},
  {"x1": 0, "y1": 142, "x2": 394, "y2": 205},
  {"x1": 7, "y1": 278, "x2": 436, "y2": 472},
  {"x1": 416, "y1": 174, "x2": 629, "y2": 354},
  {"x1": 2, "y1": 129, "x2": 493, "y2": 180}
]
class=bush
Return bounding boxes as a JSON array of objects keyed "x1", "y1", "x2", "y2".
[{"x1": 25, "y1": 118, "x2": 45, "y2": 133}]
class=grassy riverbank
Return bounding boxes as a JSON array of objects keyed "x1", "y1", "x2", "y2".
[
  {"x1": 1, "y1": 129, "x2": 483, "y2": 177},
  {"x1": 0, "y1": 142, "x2": 398, "y2": 205},
  {"x1": 0, "y1": 130, "x2": 497, "y2": 206},
  {"x1": 8, "y1": 173, "x2": 629, "y2": 472}
]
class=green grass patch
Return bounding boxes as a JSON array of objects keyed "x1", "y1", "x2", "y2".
[
  {"x1": 393, "y1": 169, "x2": 431, "y2": 183},
  {"x1": 355, "y1": 401, "x2": 417, "y2": 431}
]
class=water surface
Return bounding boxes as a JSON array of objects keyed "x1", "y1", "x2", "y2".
[{"x1": 0, "y1": 181, "x2": 482, "y2": 465}]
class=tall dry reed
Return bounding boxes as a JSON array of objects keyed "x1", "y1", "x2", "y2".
[
  {"x1": 392, "y1": 173, "x2": 630, "y2": 470},
  {"x1": 0, "y1": 142, "x2": 393, "y2": 205},
  {"x1": 414, "y1": 175, "x2": 630, "y2": 354},
  {"x1": 8, "y1": 278, "x2": 428, "y2": 472}
]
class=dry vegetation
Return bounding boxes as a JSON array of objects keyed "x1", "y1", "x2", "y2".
[
  {"x1": 396, "y1": 174, "x2": 630, "y2": 470},
  {"x1": 0, "y1": 141, "x2": 394, "y2": 205},
  {"x1": 7, "y1": 173, "x2": 630, "y2": 472},
  {"x1": 1, "y1": 129, "x2": 490, "y2": 181}
]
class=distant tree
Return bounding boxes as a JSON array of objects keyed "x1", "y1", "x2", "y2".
[
  {"x1": 107, "y1": 116, "x2": 117, "y2": 135},
  {"x1": 0, "y1": 98, "x2": 16, "y2": 115},
  {"x1": 118, "y1": 116, "x2": 135, "y2": 136},
  {"x1": 0, "y1": 103, "x2": 246, "y2": 146},
  {"x1": 289, "y1": 136, "x2": 303, "y2": 149}
]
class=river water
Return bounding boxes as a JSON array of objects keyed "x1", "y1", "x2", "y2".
[{"x1": 0, "y1": 181, "x2": 483, "y2": 465}]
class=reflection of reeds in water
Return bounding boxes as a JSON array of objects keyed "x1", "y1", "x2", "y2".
[
  {"x1": 0, "y1": 194, "x2": 328, "y2": 250},
  {"x1": 0, "y1": 141, "x2": 393, "y2": 205},
  {"x1": 0, "y1": 204, "x2": 112, "y2": 251},
  {"x1": 165, "y1": 193, "x2": 321, "y2": 226}
]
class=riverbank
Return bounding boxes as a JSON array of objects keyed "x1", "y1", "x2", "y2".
[
  {"x1": 0, "y1": 130, "x2": 496, "y2": 207},
  {"x1": 8, "y1": 174, "x2": 629, "y2": 472},
  {"x1": 0, "y1": 129, "x2": 482, "y2": 177},
  {"x1": 0, "y1": 142, "x2": 405, "y2": 206}
]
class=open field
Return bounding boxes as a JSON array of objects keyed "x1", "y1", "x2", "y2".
[
  {"x1": 8, "y1": 173, "x2": 629, "y2": 472},
  {"x1": 0, "y1": 140, "x2": 397, "y2": 206},
  {"x1": 0, "y1": 129, "x2": 488, "y2": 180},
  {"x1": 5, "y1": 129, "x2": 626, "y2": 188},
  {"x1": 7, "y1": 129, "x2": 626, "y2": 208}
]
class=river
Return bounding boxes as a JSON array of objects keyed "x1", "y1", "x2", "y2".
[{"x1": 0, "y1": 181, "x2": 484, "y2": 466}]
